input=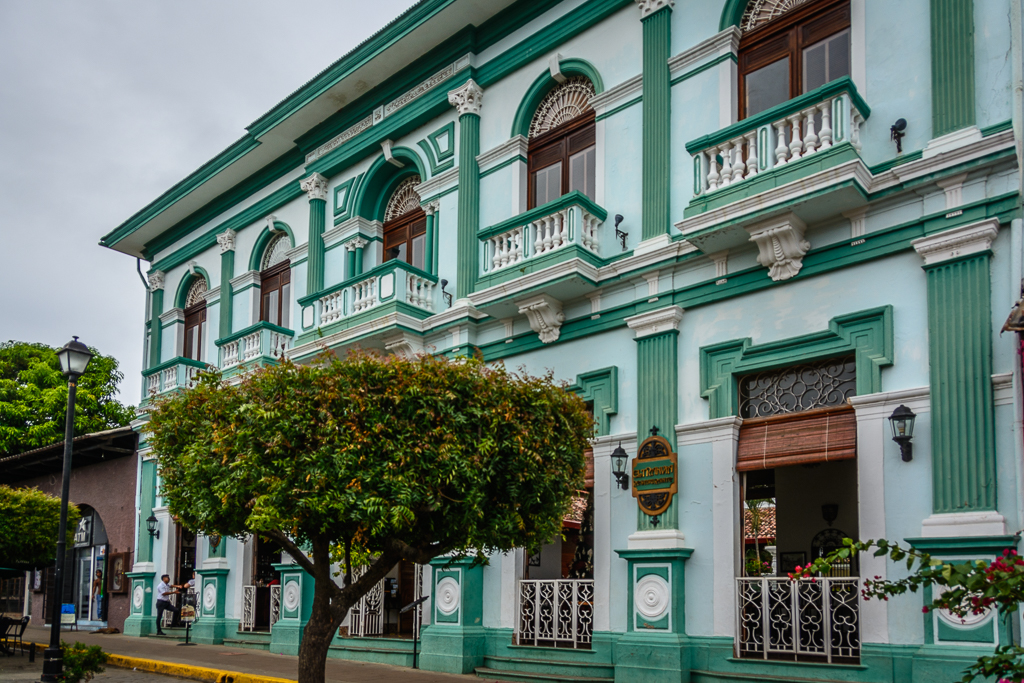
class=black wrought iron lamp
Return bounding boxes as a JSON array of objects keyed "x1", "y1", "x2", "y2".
[
  {"x1": 42, "y1": 337, "x2": 93, "y2": 683},
  {"x1": 146, "y1": 514, "x2": 160, "y2": 539},
  {"x1": 888, "y1": 404, "x2": 917, "y2": 462},
  {"x1": 611, "y1": 442, "x2": 630, "y2": 490}
]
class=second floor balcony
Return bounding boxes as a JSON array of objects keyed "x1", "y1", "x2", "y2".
[
  {"x1": 142, "y1": 357, "x2": 208, "y2": 400},
  {"x1": 216, "y1": 321, "x2": 295, "y2": 371},
  {"x1": 308, "y1": 259, "x2": 439, "y2": 329}
]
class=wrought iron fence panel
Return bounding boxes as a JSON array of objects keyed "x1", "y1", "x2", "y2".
[
  {"x1": 349, "y1": 567, "x2": 384, "y2": 637},
  {"x1": 240, "y1": 585, "x2": 255, "y2": 631},
  {"x1": 516, "y1": 579, "x2": 593, "y2": 649},
  {"x1": 270, "y1": 585, "x2": 281, "y2": 628},
  {"x1": 736, "y1": 577, "x2": 859, "y2": 664}
]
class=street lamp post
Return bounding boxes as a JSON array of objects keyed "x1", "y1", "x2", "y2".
[{"x1": 41, "y1": 337, "x2": 93, "y2": 683}]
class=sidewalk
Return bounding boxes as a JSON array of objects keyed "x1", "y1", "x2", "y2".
[{"x1": 24, "y1": 626, "x2": 487, "y2": 683}]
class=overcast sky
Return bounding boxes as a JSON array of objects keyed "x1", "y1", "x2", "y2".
[{"x1": 0, "y1": 0, "x2": 416, "y2": 404}]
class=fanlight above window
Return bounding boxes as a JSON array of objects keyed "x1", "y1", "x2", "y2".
[
  {"x1": 185, "y1": 276, "x2": 208, "y2": 308},
  {"x1": 528, "y1": 77, "x2": 596, "y2": 139},
  {"x1": 261, "y1": 233, "x2": 291, "y2": 271},
  {"x1": 741, "y1": 0, "x2": 813, "y2": 32},
  {"x1": 383, "y1": 175, "x2": 422, "y2": 223}
]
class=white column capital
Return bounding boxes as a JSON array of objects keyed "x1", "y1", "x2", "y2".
[
  {"x1": 300, "y1": 173, "x2": 329, "y2": 202},
  {"x1": 423, "y1": 200, "x2": 440, "y2": 216},
  {"x1": 216, "y1": 228, "x2": 236, "y2": 253},
  {"x1": 635, "y1": 0, "x2": 674, "y2": 20},
  {"x1": 624, "y1": 305, "x2": 684, "y2": 338},
  {"x1": 910, "y1": 219, "x2": 999, "y2": 266},
  {"x1": 148, "y1": 271, "x2": 165, "y2": 292},
  {"x1": 448, "y1": 79, "x2": 483, "y2": 116},
  {"x1": 345, "y1": 236, "x2": 368, "y2": 252}
]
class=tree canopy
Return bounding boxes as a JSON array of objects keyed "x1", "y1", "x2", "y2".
[
  {"x1": 0, "y1": 485, "x2": 80, "y2": 570},
  {"x1": 0, "y1": 341, "x2": 135, "y2": 456},
  {"x1": 148, "y1": 351, "x2": 593, "y2": 683}
]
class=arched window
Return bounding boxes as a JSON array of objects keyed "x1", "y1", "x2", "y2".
[
  {"x1": 259, "y1": 233, "x2": 291, "y2": 328},
  {"x1": 382, "y1": 176, "x2": 427, "y2": 270},
  {"x1": 183, "y1": 275, "x2": 207, "y2": 361},
  {"x1": 738, "y1": 0, "x2": 850, "y2": 119},
  {"x1": 527, "y1": 76, "x2": 596, "y2": 209}
]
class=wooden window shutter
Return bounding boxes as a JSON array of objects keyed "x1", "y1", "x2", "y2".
[
  {"x1": 737, "y1": 404, "x2": 856, "y2": 471},
  {"x1": 584, "y1": 449, "x2": 594, "y2": 488}
]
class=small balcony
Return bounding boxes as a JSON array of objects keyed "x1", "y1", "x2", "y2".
[
  {"x1": 313, "y1": 260, "x2": 438, "y2": 328},
  {"x1": 736, "y1": 576, "x2": 860, "y2": 664},
  {"x1": 478, "y1": 192, "x2": 605, "y2": 280},
  {"x1": 142, "y1": 357, "x2": 208, "y2": 400},
  {"x1": 216, "y1": 321, "x2": 294, "y2": 370},
  {"x1": 515, "y1": 579, "x2": 594, "y2": 649}
]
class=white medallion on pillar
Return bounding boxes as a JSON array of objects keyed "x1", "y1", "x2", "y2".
[
  {"x1": 300, "y1": 173, "x2": 328, "y2": 202},
  {"x1": 448, "y1": 79, "x2": 483, "y2": 116},
  {"x1": 745, "y1": 212, "x2": 810, "y2": 281}
]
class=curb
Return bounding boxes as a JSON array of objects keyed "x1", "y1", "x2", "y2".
[{"x1": 27, "y1": 642, "x2": 297, "y2": 683}]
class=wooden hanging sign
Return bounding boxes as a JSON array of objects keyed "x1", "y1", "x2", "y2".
[{"x1": 631, "y1": 434, "x2": 678, "y2": 516}]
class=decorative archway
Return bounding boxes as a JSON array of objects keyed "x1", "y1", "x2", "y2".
[
  {"x1": 173, "y1": 267, "x2": 211, "y2": 310},
  {"x1": 248, "y1": 221, "x2": 296, "y2": 272},
  {"x1": 510, "y1": 59, "x2": 604, "y2": 139},
  {"x1": 353, "y1": 147, "x2": 428, "y2": 223}
]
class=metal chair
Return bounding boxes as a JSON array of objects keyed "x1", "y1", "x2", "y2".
[{"x1": 11, "y1": 616, "x2": 29, "y2": 655}]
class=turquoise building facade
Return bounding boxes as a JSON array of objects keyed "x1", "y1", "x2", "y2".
[{"x1": 103, "y1": 0, "x2": 1024, "y2": 680}]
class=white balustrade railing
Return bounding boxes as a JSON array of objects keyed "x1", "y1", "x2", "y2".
[
  {"x1": 219, "y1": 324, "x2": 294, "y2": 369},
  {"x1": 736, "y1": 577, "x2": 860, "y2": 663},
  {"x1": 143, "y1": 359, "x2": 207, "y2": 399},
  {"x1": 316, "y1": 263, "x2": 437, "y2": 327},
  {"x1": 481, "y1": 199, "x2": 603, "y2": 276},
  {"x1": 516, "y1": 579, "x2": 594, "y2": 649},
  {"x1": 690, "y1": 81, "x2": 868, "y2": 198}
]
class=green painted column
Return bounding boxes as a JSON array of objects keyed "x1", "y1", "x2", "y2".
[
  {"x1": 447, "y1": 80, "x2": 483, "y2": 299},
  {"x1": 424, "y1": 203, "x2": 436, "y2": 276},
  {"x1": 419, "y1": 557, "x2": 485, "y2": 674},
  {"x1": 269, "y1": 562, "x2": 315, "y2": 655},
  {"x1": 148, "y1": 273, "x2": 164, "y2": 369},
  {"x1": 930, "y1": 0, "x2": 976, "y2": 136},
  {"x1": 301, "y1": 173, "x2": 329, "y2": 296},
  {"x1": 353, "y1": 238, "x2": 366, "y2": 277},
  {"x1": 433, "y1": 205, "x2": 440, "y2": 276},
  {"x1": 123, "y1": 571, "x2": 157, "y2": 637},
  {"x1": 640, "y1": 0, "x2": 673, "y2": 241},
  {"x1": 217, "y1": 230, "x2": 236, "y2": 340},
  {"x1": 913, "y1": 221, "x2": 999, "y2": 514},
  {"x1": 137, "y1": 458, "x2": 157, "y2": 563},
  {"x1": 626, "y1": 305, "x2": 683, "y2": 531},
  {"x1": 345, "y1": 245, "x2": 356, "y2": 281},
  {"x1": 191, "y1": 567, "x2": 234, "y2": 644}
]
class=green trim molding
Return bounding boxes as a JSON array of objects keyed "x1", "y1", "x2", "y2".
[
  {"x1": 700, "y1": 306, "x2": 894, "y2": 419},
  {"x1": 333, "y1": 174, "x2": 363, "y2": 220},
  {"x1": 455, "y1": 106, "x2": 481, "y2": 299},
  {"x1": 930, "y1": 0, "x2": 976, "y2": 136},
  {"x1": 248, "y1": 221, "x2": 295, "y2": 272},
  {"x1": 354, "y1": 149, "x2": 428, "y2": 222},
  {"x1": 174, "y1": 266, "x2": 212, "y2": 310},
  {"x1": 418, "y1": 122, "x2": 456, "y2": 175},
  {"x1": 568, "y1": 366, "x2": 618, "y2": 437},
  {"x1": 510, "y1": 58, "x2": 605, "y2": 138},
  {"x1": 148, "y1": 288, "x2": 163, "y2": 369},
  {"x1": 218, "y1": 239, "x2": 235, "y2": 340},
  {"x1": 137, "y1": 459, "x2": 157, "y2": 563},
  {"x1": 719, "y1": 0, "x2": 747, "y2": 30},
  {"x1": 641, "y1": 3, "x2": 672, "y2": 240},
  {"x1": 635, "y1": 325, "x2": 679, "y2": 531}
]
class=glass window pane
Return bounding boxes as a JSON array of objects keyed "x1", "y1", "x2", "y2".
[
  {"x1": 281, "y1": 284, "x2": 290, "y2": 329},
  {"x1": 268, "y1": 291, "x2": 279, "y2": 327},
  {"x1": 534, "y1": 162, "x2": 562, "y2": 206},
  {"x1": 411, "y1": 235, "x2": 425, "y2": 271},
  {"x1": 828, "y1": 30, "x2": 850, "y2": 82},
  {"x1": 803, "y1": 29, "x2": 850, "y2": 93},
  {"x1": 745, "y1": 57, "x2": 789, "y2": 117},
  {"x1": 803, "y1": 42, "x2": 827, "y2": 92},
  {"x1": 569, "y1": 146, "x2": 596, "y2": 200}
]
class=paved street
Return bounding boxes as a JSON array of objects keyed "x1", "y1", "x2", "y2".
[
  {"x1": 0, "y1": 651, "x2": 190, "y2": 682},
  {"x1": 21, "y1": 626, "x2": 485, "y2": 682}
]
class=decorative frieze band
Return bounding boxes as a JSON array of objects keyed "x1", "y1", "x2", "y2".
[{"x1": 305, "y1": 55, "x2": 471, "y2": 164}]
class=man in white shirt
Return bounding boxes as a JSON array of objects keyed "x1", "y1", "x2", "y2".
[{"x1": 155, "y1": 574, "x2": 179, "y2": 635}]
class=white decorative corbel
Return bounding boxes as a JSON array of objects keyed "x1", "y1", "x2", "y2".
[
  {"x1": 935, "y1": 173, "x2": 969, "y2": 210},
  {"x1": 300, "y1": 173, "x2": 328, "y2": 202},
  {"x1": 148, "y1": 271, "x2": 165, "y2": 292},
  {"x1": 635, "y1": 0, "x2": 674, "y2": 20},
  {"x1": 381, "y1": 139, "x2": 405, "y2": 168},
  {"x1": 187, "y1": 260, "x2": 197, "y2": 276},
  {"x1": 745, "y1": 213, "x2": 810, "y2": 281},
  {"x1": 383, "y1": 332, "x2": 423, "y2": 358},
  {"x1": 708, "y1": 250, "x2": 729, "y2": 277},
  {"x1": 448, "y1": 79, "x2": 483, "y2": 116},
  {"x1": 516, "y1": 293, "x2": 565, "y2": 344},
  {"x1": 548, "y1": 53, "x2": 566, "y2": 83},
  {"x1": 216, "y1": 229, "x2": 236, "y2": 253}
]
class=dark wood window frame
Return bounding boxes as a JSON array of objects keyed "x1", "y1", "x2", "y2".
[
  {"x1": 527, "y1": 110, "x2": 596, "y2": 210},
  {"x1": 183, "y1": 301, "x2": 206, "y2": 361},
  {"x1": 259, "y1": 260, "x2": 291, "y2": 327},
  {"x1": 383, "y1": 207, "x2": 427, "y2": 270},
  {"x1": 738, "y1": 0, "x2": 850, "y2": 120}
]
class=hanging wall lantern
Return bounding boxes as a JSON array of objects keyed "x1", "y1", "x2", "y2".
[
  {"x1": 611, "y1": 443, "x2": 630, "y2": 490},
  {"x1": 888, "y1": 404, "x2": 917, "y2": 462}
]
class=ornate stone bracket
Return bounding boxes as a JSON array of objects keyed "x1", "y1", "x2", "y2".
[
  {"x1": 745, "y1": 213, "x2": 810, "y2": 281},
  {"x1": 384, "y1": 332, "x2": 424, "y2": 357},
  {"x1": 148, "y1": 271, "x2": 165, "y2": 292},
  {"x1": 216, "y1": 229, "x2": 236, "y2": 253},
  {"x1": 516, "y1": 293, "x2": 565, "y2": 344},
  {"x1": 300, "y1": 173, "x2": 328, "y2": 202},
  {"x1": 448, "y1": 79, "x2": 483, "y2": 116}
]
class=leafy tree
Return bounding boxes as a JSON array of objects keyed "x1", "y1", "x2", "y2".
[
  {"x1": 793, "y1": 538, "x2": 1024, "y2": 682},
  {"x1": 0, "y1": 485, "x2": 81, "y2": 569},
  {"x1": 0, "y1": 341, "x2": 135, "y2": 455},
  {"x1": 148, "y1": 352, "x2": 593, "y2": 683}
]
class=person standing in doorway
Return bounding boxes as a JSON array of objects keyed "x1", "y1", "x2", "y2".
[
  {"x1": 155, "y1": 574, "x2": 180, "y2": 636},
  {"x1": 91, "y1": 570, "x2": 104, "y2": 621}
]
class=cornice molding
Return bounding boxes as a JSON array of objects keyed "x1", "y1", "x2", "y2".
[
  {"x1": 323, "y1": 216, "x2": 383, "y2": 249},
  {"x1": 159, "y1": 307, "x2": 184, "y2": 325},
  {"x1": 667, "y1": 26, "x2": 740, "y2": 78},
  {"x1": 911, "y1": 219, "x2": 1000, "y2": 266},
  {"x1": 624, "y1": 305, "x2": 684, "y2": 338},
  {"x1": 416, "y1": 164, "x2": 459, "y2": 202},
  {"x1": 476, "y1": 135, "x2": 528, "y2": 173},
  {"x1": 589, "y1": 74, "x2": 642, "y2": 115},
  {"x1": 229, "y1": 270, "x2": 261, "y2": 291}
]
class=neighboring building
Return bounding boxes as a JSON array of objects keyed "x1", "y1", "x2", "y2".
[
  {"x1": 0, "y1": 427, "x2": 139, "y2": 631},
  {"x1": 100, "y1": 0, "x2": 1024, "y2": 681}
]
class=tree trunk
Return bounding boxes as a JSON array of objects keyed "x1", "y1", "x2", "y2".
[{"x1": 296, "y1": 576, "x2": 339, "y2": 683}]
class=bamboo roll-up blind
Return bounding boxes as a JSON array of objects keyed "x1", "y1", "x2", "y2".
[
  {"x1": 585, "y1": 449, "x2": 594, "y2": 488},
  {"x1": 736, "y1": 404, "x2": 856, "y2": 471}
]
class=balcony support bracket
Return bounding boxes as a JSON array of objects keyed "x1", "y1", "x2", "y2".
[{"x1": 745, "y1": 213, "x2": 810, "y2": 281}]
